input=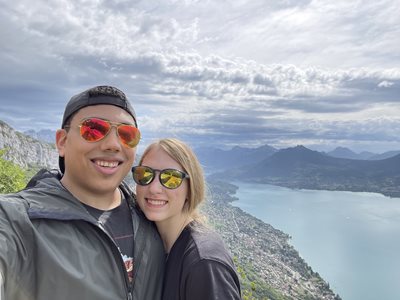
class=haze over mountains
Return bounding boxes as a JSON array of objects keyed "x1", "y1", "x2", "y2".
[
  {"x1": 195, "y1": 144, "x2": 277, "y2": 173},
  {"x1": 194, "y1": 143, "x2": 400, "y2": 196},
  {"x1": 24, "y1": 129, "x2": 55, "y2": 144},
  {"x1": 24, "y1": 128, "x2": 400, "y2": 158},
  {"x1": 326, "y1": 146, "x2": 400, "y2": 160},
  {"x1": 209, "y1": 145, "x2": 400, "y2": 197},
  {"x1": 23, "y1": 127, "x2": 400, "y2": 163},
  {"x1": 2, "y1": 121, "x2": 400, "y2": 198}
]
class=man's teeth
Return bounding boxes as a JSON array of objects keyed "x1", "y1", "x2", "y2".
[{"x1": 95, "y1": 160, "x2": 119, "y2": 168}]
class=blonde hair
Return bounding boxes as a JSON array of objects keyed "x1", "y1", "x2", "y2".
[{"x1": 139, "y1": 138, "x2": 206, "y2": 222}]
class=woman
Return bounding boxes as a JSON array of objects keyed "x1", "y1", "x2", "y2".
[{"x1": 132, "y1": 138, "x2": 241, "y2": 300}]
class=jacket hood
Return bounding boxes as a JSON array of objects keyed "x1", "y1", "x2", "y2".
[
  {"x1": 19, "y1": 169, "x2": 89, "y2": 221},
  {"x1": 19, "y1": 168, "x2": 138, "y2": 221}
]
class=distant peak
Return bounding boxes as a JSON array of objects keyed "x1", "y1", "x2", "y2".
[
  {"x1": 334, "y1": 146, "x2": 349, "y2": 150},
  {"x1": 284, "y1": 145, "x2": 311, "y2": 152}
]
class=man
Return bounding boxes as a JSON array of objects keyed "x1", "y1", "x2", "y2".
[{"x1": 0, "y1": 86, "x2": 164, "y2": 300}]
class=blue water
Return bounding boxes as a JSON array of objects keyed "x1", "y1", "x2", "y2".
[{"x1": 231, "y1": 182, "x2": 400, "y2": 300}]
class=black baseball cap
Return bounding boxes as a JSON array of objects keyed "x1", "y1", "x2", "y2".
[{"x1": 59, "y1": 85, "x2": 137, "y2": 173}]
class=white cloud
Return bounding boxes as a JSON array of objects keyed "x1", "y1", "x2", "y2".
[{"x1": 378, "y1": 80, "x2": 394, "y2": 88}]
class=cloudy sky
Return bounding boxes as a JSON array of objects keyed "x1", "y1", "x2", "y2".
[{"x1": 1, "y1": 0, "x2": 400, "y2": 153}]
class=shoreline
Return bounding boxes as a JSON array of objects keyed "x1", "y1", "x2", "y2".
[
  {"x1": 228, "y1": 180, "x2": 400, "y2": 300},
  {"x1": 204, "y1": 180, "x2": 341, "y2": 300},
  {"x1": 221, "y1": 179, "x2": 400, "y2": 201}
]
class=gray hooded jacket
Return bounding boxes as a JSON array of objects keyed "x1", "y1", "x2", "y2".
[{"x1": 0, "y1": 170, "x2": 164, "y2": 300}]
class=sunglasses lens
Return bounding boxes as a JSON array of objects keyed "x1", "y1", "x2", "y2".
[
  {"x1": 133, "y1": 167, "x2": 154, "y2": 185},
  {"x1": 118, "y1": 125, "x2": 141, "y2": 148},
  {"x1": 160, "y1": 169, "x2": 185, "y2": 189},
  {"x1": 80, "y1": 118, "x2": 110, "y2": 142}
]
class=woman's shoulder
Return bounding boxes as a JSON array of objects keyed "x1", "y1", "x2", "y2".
[{"x1": 185, "y1": 222, "x2": 233, "y2": 264}]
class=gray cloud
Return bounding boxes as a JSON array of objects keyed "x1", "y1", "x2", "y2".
[{"x1": 1, "y1": 0, "x2": 399, "y2": 153}]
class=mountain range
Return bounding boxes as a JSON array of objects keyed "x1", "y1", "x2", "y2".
[
  {"x1": 22, "y1": 128, "x2": 400, "y2": 163},
  {"x1": 326, "y1": 146, "x2": 400, "y2": 160},
  {"x1": 194, "y1": 144, "x2": 277, "y2": 173},
  {"x1": 2, "y1": 121, "x2": 400, "y2": 197},
  {"x1": 24, "y1": 129, "x2": 56, "y2": 144},
  {"x1": 194, "y1": 144, "x2": 400, "y2": 175},
  {"x1": 210, "y1": 145, "x2": 400, "y2": 197}
]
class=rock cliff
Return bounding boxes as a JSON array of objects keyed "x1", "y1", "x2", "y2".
[{"x1": 0, "y1": 120, "x2": 58, "y2": 169}]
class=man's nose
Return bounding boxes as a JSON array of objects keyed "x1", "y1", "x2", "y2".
[{"x1": 100, "y1": 126, "x2": 122, "y2": 151}]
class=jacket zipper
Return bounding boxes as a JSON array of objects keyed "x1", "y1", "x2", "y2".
[{"x1": 96, "y1": 221, "x2": 133, "y2": 300}]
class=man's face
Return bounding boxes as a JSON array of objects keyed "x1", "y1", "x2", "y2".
[{"x1": 56, "y1": 104, "x2": 137, "y2": 200}]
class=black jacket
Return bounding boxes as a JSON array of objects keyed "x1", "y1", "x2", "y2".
[{"x1": 163, "y1": 222, "x2": 241, "y2": 300}]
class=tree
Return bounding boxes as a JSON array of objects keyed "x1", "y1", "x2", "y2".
[{"x1": 0, "y1": 149, "x2": 26, "y2": 193}]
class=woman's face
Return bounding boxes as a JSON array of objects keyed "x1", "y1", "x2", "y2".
[{"x1": 135, "y1": 146, "x2": 189, "y2": 227}]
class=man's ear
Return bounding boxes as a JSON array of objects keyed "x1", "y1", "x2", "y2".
[{"x1": 56, "y1": 129, "x2": 68, "y2": 157}]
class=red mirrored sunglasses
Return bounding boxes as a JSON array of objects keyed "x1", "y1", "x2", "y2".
[{"x1": 65, "y1": 117, "x2": 140, "y2": 148}]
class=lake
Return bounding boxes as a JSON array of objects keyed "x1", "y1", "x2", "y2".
[{"x1": 231, "y1": 182, "x2": 400, "y2": 300}]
